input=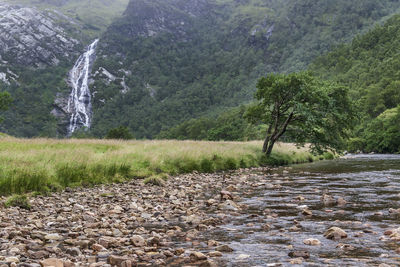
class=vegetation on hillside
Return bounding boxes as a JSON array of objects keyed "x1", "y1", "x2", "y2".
[
  {"x1": 311, "y1": 15, "x2": 400, "y2": 153},
  {"x1": 157, "y1": 106, "x2": 265, "y2": 141},
  {"x1": 1, "y1": 0, "x2": 400, "y2": 149},
  {"x1": 0, "y1": 90, "x2": 12, "y2": 121},
  {"x1": 0, "y1": 63, "x2": 70, "y2": 137},
  {"x1": 88, "y1": 0, "x2": 400, "y2": 139}
]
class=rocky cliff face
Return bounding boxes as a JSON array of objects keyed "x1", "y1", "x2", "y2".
[{"x1": 0, "y1": 2, "x2": 80, "y2": 68}]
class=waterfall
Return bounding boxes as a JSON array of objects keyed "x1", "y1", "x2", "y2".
[{"x1": 67, "y1": 39, "x2": 99, "y2": 136}]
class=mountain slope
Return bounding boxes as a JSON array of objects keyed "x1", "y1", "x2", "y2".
[
  {"x1": 4, "y1": 0, "x2": 130, "y2": 37},
  {"x1": 0, "y1": 1, "x2": 85, "y2": 137},
  {"x1": 88, "y1": 0, "x2": 400, "y2": 139},
  {"x1": 311, "y1": 14, "x2": 400, "y2": 117},
  {"x1": 1, "y1": 0, "x2": 400, "y2": 138},
  {"x1": 310, "y1": 15, "x2": 400, "y2": 152}
]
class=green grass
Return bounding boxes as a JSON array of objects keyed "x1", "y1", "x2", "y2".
[{"x1": 0, "y1": 138, "x2": 331, "y2": 195}]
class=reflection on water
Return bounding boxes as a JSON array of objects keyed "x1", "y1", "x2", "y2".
[{"x1": 210, "y1": 154, "x2": 400, "y2": 266}]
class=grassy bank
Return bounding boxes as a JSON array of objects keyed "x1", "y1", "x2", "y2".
[{"x1": 0, "y1": 138, "x2": 331, "y2": 195}]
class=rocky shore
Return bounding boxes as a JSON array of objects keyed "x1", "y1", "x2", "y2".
[
  {"x1": 1, "y1": 160, "x2": 400, "y2": 267},
  {"x1": 0, "y1": 168, "x2": 267, "y2": 267}
]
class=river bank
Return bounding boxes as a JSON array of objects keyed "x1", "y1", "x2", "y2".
[
  {"x1": 0, "y1": 138, "x2": 332, "y2": 195},
  {"x1": 0, "y1": 166, "x2": 274, "y2": 266},
  {"x1": 1, "y1": 155, "x2": 399, "y2": 266}
]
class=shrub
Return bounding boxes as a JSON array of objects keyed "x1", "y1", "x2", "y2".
[
  {"x1": 200, "y1": 158, "x2": 214, "y2": 173},
  {"x1": 105, "y1": 126, "x2": 134, "y2": 140},
  {"x1": 5, "y1": 194, "x2": 31, "y2": 210},
  {"x1": 347, "y1": 137, "x2": 366, "y2": 153}
]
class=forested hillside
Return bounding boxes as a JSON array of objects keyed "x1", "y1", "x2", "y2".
[
  {"x1": 2, "y1": 0, "x2": 400, "y2": 138},
  {"x1": 311, "y1": 15, "x2": 400, "y2": 153},
  {"x1": 90, "y1": 0, "x2": 400, "y2": 139}
]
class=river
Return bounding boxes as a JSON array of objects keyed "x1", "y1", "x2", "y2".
[{"x1": 207, "y1": 154, "x2": 400, "y2": 266}]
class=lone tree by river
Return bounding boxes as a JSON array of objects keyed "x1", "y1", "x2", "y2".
[{"x1": 245, "y1": 72, "x2": 354, "y2": 156}]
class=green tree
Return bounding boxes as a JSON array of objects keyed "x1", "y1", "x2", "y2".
[
  {"x1": 105, "y1": 126, "x2": 134, "y2": 140},
  {"x1": 0, "y1": 91, "x2": 12, "y2": 122},
  {"x1": 363, "y1": 106, "x2": 400, "y2": 153},
  {"x1": 245, "y1": 72, "x2": 354, "y2": 156}
]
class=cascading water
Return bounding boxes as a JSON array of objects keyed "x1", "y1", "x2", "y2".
[{"x1": 67, "y1": 39, "x2": 99, "y2": 136}]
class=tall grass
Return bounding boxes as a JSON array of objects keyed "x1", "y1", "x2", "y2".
[{"x1": 0, "y1": 138, "x2": 330, "y2": 195}]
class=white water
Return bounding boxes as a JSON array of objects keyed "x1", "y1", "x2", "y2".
[{"x1": 67, "y1": 39, "x2": 99, "y2": 136}]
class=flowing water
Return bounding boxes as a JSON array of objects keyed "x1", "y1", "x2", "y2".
[
  {"x1": 67, "y1": 39, "x2": 99, "y2": 135},
  {"x1": 207, "y1": 154, "x2": 400, "y2": 266}
]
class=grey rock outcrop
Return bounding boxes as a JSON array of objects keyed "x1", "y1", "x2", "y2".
[{"x1": 0, "y1": 2, "x2": 80, "y2": 68}]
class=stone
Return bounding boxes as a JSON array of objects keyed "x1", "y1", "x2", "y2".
[
  {"x1": 131, "y1": 235, "x2": 146, "y2": 247},
  {"x1": 76, "y1": 240, "x2": 90, "y2": 249},
  {"x1": 303, "y1": 238, "x2": 321, "y2": 246},
  {"x1": 290, "y1": 257, "x2": 303, "y2": 264},
  {"x1": 40, "y1": 258, "x2": 64, "y2": 267},
  {"x1": 108, "y1": 255, "x2": 129, "y2": 266},
  {"x1": 218, "y1": 200, "x2": 240, "y2": 211},
  {"x1": 262, "y1": 224, "x2": 271, "y2": 231},
  {"x1": 236, "y1": 254, "x2": 250, "y2": 260},
  {"x1": 301, "y1": 208, "x2": 312, "y2": 216},
  {"x1": 190, "y1": 251, "x2": 207, "y2": 261},
  {"x1": 206, "y1": 199, "x2": 217, "y2": 206},
  {"x1": 5, "y1": 257, "x2": 19, "y2": 263},
  {"x1": 208, "y1": 251, "x2": 222, "y2": 257},
  {"x1": 207, "y1": 240, "x2": 218, "y2": 247},
  {"x1": 44, "y1": 233, "x2": 63, "y2": 241},
  {"x1": 30, "y1": 250, "x2": 50, "y2": 259},
  {"x1": 337, "y1": 197, "x2": 347, "y2": 206},
  {"x1": 121, "y1": 260, "x2": 134, "y2": 267},
  {"x1": 220, "y1": 190, "x2": 233, "y2": 201},
  {"x1": 198, "y1": 260, "x2": 217, "y2": 267},
  {"x1": 174, "y1": 248, "x2": 185, "y2": 255},
  {"x1": 65, "y1": 247, "x2": 81, "y2": 256},
  {"x1": 324, "y1": 227, "x2": 348, "y2": 240},
  {"x1": 321, "y1": 194, "x2": 336, "y2": 206},
  {"x1": 112, "y1": 228, "x2": 123, "y2": 237},
  {"x1": 215, "y1": 244, "x2": 234, "y2": 252},
  {"x1": 336, "y1": 243, "x2": 355, "y2": 251},
  {"x1": 288, "y1": 250, "x2": 310, "y2": 259},
  {"x1": 147, "y1": 236, "x2": 160, "y2": 246},
  {"x1": 92, "y1": 243, "x2": 107, "y2": 252}
]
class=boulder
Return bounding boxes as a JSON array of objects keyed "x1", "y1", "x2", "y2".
[{"x1": 324, "y1": 227, "x2": 348, "y2": 240}]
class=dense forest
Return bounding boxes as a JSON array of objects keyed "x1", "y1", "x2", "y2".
[
  {"x1": 1, "y1": 0, "x2": 400, "y2": 152},
  {"x1": 310, "y1": 15, "x2": 400, "y2": 153},
  {"x1": 85, "y1": 0, "x2": 400, "y2": 139},
  {"x1": 160, "y1": 11, "x2": 400, "y2": 154}
]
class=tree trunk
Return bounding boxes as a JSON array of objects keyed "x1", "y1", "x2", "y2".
[
  {"x1": 266, "y1": 139, "x2": 276, "y2": 156},
  {"x1": 262, "y1": 124, "x2": 273, "y2": 153}
]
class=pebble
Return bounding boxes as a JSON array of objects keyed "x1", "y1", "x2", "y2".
[
  {"x1": 288, "y1": 250, "x2": 310, "y2": 259},
  {"x1": 303, "y1": 238, "x2": 321, "y2": 246}
]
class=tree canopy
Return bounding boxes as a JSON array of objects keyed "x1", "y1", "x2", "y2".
[
  {"x1": 245, "y1": 72, "x2": 354, "y2": 156},
  {"x1": 0, "y1": 91, "x2": 12, "y2": 122},
  {"x1": 105, "y1": 126, "x2": 134, "y2": 140}
]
